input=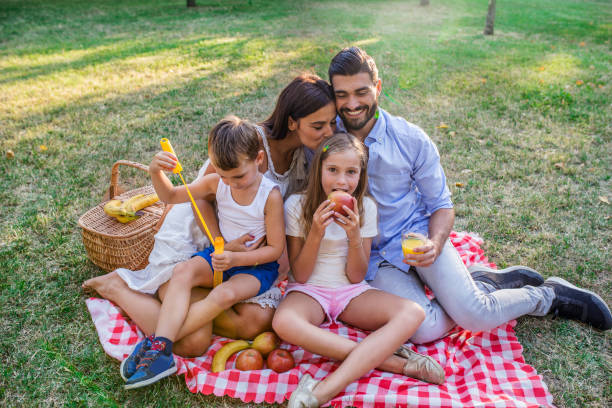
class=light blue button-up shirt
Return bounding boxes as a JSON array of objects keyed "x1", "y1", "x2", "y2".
[{"x1": 339, "y1": 108, "x2": 453, "y2": 280}]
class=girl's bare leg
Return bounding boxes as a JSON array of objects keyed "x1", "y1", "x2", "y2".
[
  {"x1": 272, "y1": 292, "x2": 412, "y2": 374},
  {"x1": 310, "y1": 290, "x2": 425, "y2": 405}
]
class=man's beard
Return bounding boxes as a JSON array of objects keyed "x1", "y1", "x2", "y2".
[{"x1": 339, "y1": 100, "x2": 378, "y2": 131}]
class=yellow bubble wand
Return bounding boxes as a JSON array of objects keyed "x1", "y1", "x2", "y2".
[{"x1": 160, "y1": 138, "x2": 224, "y2": 287}]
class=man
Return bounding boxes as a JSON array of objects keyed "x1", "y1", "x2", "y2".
[{"x1": 329, "y1": 46, "x2": 611, "y2": 343}]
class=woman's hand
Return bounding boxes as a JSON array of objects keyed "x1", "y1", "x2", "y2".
[
  {"x1": 225, "y1": 233, "x2": 265, "y2": 252},
  {"x1": 333, "y1": 197, "x2": 360, "y2": 243},
  {"x1": 211, "y1": 250, "x2": 235, "y2": 272},
  {"x1": 311, "y1": 199, "x2": 336, "y2": 237},
  {"x1": 150, "y1": 151, "x2": 178, "y2": 173}
]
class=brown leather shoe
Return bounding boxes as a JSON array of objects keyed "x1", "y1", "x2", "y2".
[
  {"x1": 395, "y1": 345, "x2": 445, "y2": 385},
  {"x1": 288, "y1": 373, "x2": 320, "y2": 408}
]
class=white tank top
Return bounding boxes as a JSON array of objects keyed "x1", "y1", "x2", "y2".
[
  {"x1": 216, "y1": 175, "x2": 279, "y2": 245},
  {"x1": 256, "y1": 125, "x2": 309, "y2": 198}
]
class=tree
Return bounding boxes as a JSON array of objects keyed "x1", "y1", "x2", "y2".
[
  {"x1": 484, "y1": 0, "x2": 496, "y2": 35},
  {"x1": 420, "y1": 0, "x2": 430, "y2": 5},
  {"x1": 187, "y1": 0, "x2": 196, "y2": 7}
]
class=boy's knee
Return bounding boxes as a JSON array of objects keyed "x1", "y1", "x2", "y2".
[
  {"x1": 172, "y1": 262, "x2": 196, "y2": 284},
  {"x1": 209, "y1": 285, "x2": 240, "y2": 309}
]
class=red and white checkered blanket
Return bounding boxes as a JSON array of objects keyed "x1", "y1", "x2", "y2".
[{"x1": 86, "y1": 231, "x2": 554, "y2": 407}]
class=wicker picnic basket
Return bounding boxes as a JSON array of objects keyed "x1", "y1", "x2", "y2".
[{"x1": 78, "y1": 160, "x2": 168, "y2": 272}]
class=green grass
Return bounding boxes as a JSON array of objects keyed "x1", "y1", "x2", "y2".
[{"x1": 1, "y1": 0, "x2": 610, "y2": 406}]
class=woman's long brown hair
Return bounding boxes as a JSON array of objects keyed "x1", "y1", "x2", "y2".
[{"x1": 300, "y1": 132, "x2": 369, "y2": 235}]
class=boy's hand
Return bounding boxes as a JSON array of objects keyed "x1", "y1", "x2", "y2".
[
  {"x1": 211, "y1": 250, "x2": 234, "y2": 272},
  {"x1": 150, "y1": 151, "x2": 178, "y2": 173},
  {"x1": 333, "y1": 197, "x2": 360, "y2": 242},
  {"x1": 311, "y1": 199, "x2": 335, "y2": 237},
  {"x1": 225, "y1": 233, "x2": 265, "y2": 252}
]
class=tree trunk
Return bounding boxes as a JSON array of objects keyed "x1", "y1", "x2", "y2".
[
  {"x1": 420, "y1": 0, "x2": 430, "y2": 6},
  {"x1": 187, "y1": 0, "x2": 196, "y2": 7},
  {"x1": 483, "y1": 0, "x2": 496, "y2": 35}
]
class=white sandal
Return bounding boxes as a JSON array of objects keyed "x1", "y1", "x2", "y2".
[
  {"x1": 288, "y1": 373, "x2": 320, "y2": 408},
  {"x1": 395, "y1": 345, "x2": 445, "y2": 385}
]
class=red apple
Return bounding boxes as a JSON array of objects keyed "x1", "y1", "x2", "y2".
[
  {"x1": 328, "y1": 191, "x2": 354, "y2": 216},
  {"x1": 266, "y1": 348, "x2": 295, "y2": 373},
  {"x1": 235, "y1": 349, "x2": 264, "y2": 371}
]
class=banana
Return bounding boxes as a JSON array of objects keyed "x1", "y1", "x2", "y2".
[
  {"x1": 120, "y1": 194, "x2": 145, "y2": 217},
  {"x1": 211, "y1": 340, "x2": 250, "y2": 372},
  {"x1": 103, "y1": 199, "x2": 127, "y2": 217},
  {"x1": 125, "y1": 193, "x2": 158, "y2": 214},
  {"x1": 115, "y1": 214, "x2": 140, "y2": 223}
]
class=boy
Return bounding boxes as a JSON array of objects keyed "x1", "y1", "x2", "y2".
[{"x1": 124, "y1": 116, "x2": 285, "y2": 389}]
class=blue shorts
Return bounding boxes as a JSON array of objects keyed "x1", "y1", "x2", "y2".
[{"x1": 192, "y1": 246, "x2": 278, "y2": 296}]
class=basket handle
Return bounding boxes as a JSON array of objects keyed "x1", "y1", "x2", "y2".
[{"x1": 109, "y1": 160, "x2": 150, "y2": 199}]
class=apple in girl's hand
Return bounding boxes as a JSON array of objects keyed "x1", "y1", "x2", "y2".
[
  {"x1": 266, "y1": 348, "x2": 295, "y2": 373},
  {"x1": 328, "y1": 191, "x2": 354, "y2": 216},
  {"x1": 235, "y1": 349, "x2": 264, "y2": 371}
]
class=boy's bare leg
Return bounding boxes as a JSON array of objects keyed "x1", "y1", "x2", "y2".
[
  {"x1": 155, "y1": 257, "x2": 213, "y2": 341},
  {"x1": 176, "y1": 274, "x2": 260, "y2": 340}
]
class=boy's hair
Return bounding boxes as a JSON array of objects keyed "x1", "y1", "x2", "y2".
[
  {"x1": 261, "y1": 74, "x2": 334, "y2": 140},
  {"x1": 328, "y1": 46, "x2": 379, "y2": 84},
  {"x1": 300, "y1": 132, "x2": 369, "y2": 235},
  {"x1": 208, "y1": 116, "x2": 261, "y2": 170}
]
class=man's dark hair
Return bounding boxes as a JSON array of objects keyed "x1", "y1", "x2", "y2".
[
  {"x1": 208, "y1": 116, "x2": 260, "y2": 170},
  {"x1": 328, "y1": 46, "x2": 379, "y2": 83}
]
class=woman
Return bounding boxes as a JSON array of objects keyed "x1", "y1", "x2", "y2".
[{"x1": 82, "y1": 74, "x2": 337, "y2": 357}]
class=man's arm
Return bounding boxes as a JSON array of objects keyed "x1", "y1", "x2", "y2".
[{"x1": 404, "y1": 207, "x2": 454, "y2": 267}]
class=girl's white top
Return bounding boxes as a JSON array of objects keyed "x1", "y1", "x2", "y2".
[
  {"x1": 216, "y1": 175, "x2": 278, "y2": 245},
  {"x1": 284, "y1": 194, "x2": 378, "y2": 288}
]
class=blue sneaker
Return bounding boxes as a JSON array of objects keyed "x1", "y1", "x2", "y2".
[
  {"x1": 124, "y1": 340, "x2": 177, "y2": 389},
  {"x1": 120, "y1": 335, "x2": 153, "y2": 382}
]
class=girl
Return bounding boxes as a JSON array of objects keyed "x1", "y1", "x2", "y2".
[{"x1": 273, "y1": 133, "x2": 444, "y2": 408}]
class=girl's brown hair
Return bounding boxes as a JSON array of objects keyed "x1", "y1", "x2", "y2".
[
  {"x1": 208, "y1": 115, "x2": 260, "y2": 170},
  {"x1": 300, "y1": 132, "x2": 369, "y2": 235}
]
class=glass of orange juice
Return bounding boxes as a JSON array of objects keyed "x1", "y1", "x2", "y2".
[{"x1": 402, "y1": 230, "x2": 427, "y2": 258}]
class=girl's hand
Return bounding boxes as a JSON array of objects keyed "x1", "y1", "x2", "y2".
[
  {"x1": 150, "y1": 151, "x2": 178, "y2": 173},
  {"x1": 211, "y1": 250, "x2": 234, "y2": 272},
  {"x1": 333, "y1": 197, "x2": 360, "y2": 242},
  {"x1": 225, "y1": 233, "x2": 265, "y2": 252},
  {"x1": 311, "y1": 199, "x2": 336, "y2": 237}
]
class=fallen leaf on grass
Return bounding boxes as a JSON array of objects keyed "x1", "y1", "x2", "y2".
[
  {"x1": 449, "y1": 131, "x2": 456, "y2": 136},
  {"x1": 553, "y1": 162, "x2": 565, "y2": 169},
  {"x1": 579, "y1": 41, "x2": 586, "y2": 47},
  {"x1": 576, "y1": 80, "x2": 584, "y2": 86},
  {"x1": 480, "y1": 78, "x2": 487, "y2": 83},
  {"x1": 538, "y1": 66, "x2": 546, "y2": 71},
  {"x1": 6, "y1": 150, "x2": 14, "y2": 159},
  {"x1": 455, "y1": 182, "x2": 465, "y2": 187},
  {"x1": 39, "y1": 144, "x2": 48, "y2": 151},
  {"x1": 436, "y1": 122, "x2": 449, "y2": 129},
  {"x1": 461, "y1": 169, "x2": 472, "y2": 174},
  {"x1": 599, "y1": 196, "x2": 610, "y2": 205}
]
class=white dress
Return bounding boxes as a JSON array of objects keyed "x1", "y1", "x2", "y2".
[{"x1": 116, "y1": 126, "x2": 307, "y2": 307}]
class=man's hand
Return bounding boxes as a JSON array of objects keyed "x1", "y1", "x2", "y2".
[
  {"x1": 402, "y1": 238, "x2": 441, "y2": 267},
  {"x1": 211, "y1": 251, "x2": 235, "y2": 272},
  {"x1": 224, "y1": 233, "x2": 265, "y2": 252}
]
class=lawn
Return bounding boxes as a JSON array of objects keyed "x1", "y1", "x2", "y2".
[{"x1": 0, "y1": 0, "x2": 610, "y2": 406}]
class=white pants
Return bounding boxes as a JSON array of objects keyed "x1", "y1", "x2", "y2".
[{"x1": 370, "y1": 240, "x2": 554, "y2": 344}]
